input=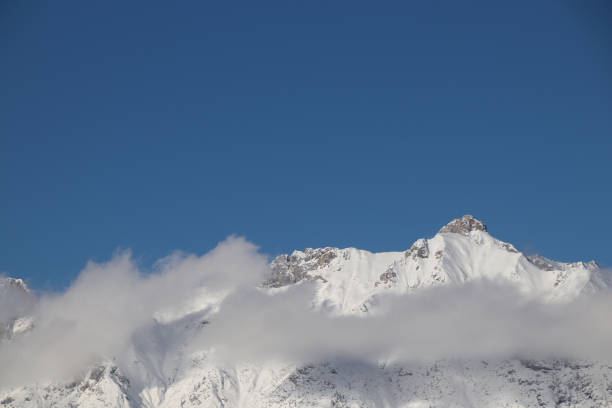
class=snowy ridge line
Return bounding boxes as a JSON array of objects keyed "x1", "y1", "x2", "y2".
[
  {"x1": 267, "y1": 215, "x2": 608, "y2": 313},
  {"x1": 1, "y1": 215, "x2": 611, "y2": 407}
]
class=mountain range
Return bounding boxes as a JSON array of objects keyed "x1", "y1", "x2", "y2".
[{"x1": 1, "y1": 215, "x2": 611, "y2": 408}]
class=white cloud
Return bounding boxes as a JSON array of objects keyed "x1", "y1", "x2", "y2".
[
  {"x1": 0, "y1": 236, "x2": 268, "y2": 387},
  {"x1": 0, "y1": 238, "x2": 611, "y2": 389},
  {"x1": 199, "y1": 280, "x2": 612, "y2": 365}
]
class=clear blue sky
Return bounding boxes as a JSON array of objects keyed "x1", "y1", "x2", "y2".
[{"x1": 1, "y1": 1, "x2": 611, "y2": 290}]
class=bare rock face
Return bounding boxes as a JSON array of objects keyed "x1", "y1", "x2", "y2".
[
  {"x1": 405, "y1": 239, "x2": 430, "y2": 259},
  {"x1": 265, "y1": 248, "x2": 337, "y2": 288},
  {"x1": 376, "y1": 270, "x2": 398, "y2": 287},
  {"x1": 439, "y1": 215, "x2": 487, "y2": 235}
]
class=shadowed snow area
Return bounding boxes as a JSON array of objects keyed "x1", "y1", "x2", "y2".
[{"x1": 1, "y1": 216, "x2": 612, "y2": 407}]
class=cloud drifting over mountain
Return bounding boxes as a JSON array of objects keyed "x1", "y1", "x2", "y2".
[
  {"x1": 202, "y1": 281, "x2": 612, "y2": 364},
  {"x1": 1, "y1": 237, "x2": 611, "y2": 388},
  {"x1": 0, "y1": 236, "x2": 269, "y2": 387}
]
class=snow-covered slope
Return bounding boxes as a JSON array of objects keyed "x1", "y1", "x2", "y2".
[
  {"x1": 1, "y1": 215, "x2": 611, "y2": 408},
  {"x1": 267, "y1": 215, "x2": 607, "y2": 312}
]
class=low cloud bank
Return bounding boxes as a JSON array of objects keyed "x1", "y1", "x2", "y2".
[
  {"x1": 203, "y1": 282, "x2": 612, "y2": 364},
  {"x1": 0, "y1": 237, "x2": 611, "y2": 388},
  {"x1": 0, "y1": 236, "x2": 268, "y2": 387}
]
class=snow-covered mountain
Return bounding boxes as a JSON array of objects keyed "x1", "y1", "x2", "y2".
[
  {"x1": 266, "y1": 215, "x2": 607, "y2": 310},
  {"x1": 1, "y1": 215, "x2": 611, "y2": 408}
]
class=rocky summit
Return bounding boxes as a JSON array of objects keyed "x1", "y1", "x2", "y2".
[{"x1": 438, "y1": 214, "x2": 488, "y2": 235}]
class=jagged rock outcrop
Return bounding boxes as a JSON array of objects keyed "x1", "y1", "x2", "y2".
[
  {"x1": 406, "y1": 238, "x2": 429, "y2": 259},
  {"x1": 265, "y1": 247, "x2": 335, "y2": 288},
  {"x1": 439, "y1": 214, "x2": 487, "y2": 235}
]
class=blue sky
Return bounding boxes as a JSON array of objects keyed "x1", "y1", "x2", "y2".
[{"x1": 1, "y1": 1, "x2": 611, "y2": 290}]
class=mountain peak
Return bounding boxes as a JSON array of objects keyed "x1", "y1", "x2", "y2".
[
  {"x1": 439, "y1": 215, "x2": 487, "y2": 235},
  {"x1": 0, "y1": 277, "x2": 30, "y2": 294}
]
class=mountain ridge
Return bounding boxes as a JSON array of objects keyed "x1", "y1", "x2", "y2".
[
  {"x1": 267, "y1": 215, "x2": 608, "y2": 312},
  {"x1": 1, "y1": 215, "x2": 611, "y2": 408}
]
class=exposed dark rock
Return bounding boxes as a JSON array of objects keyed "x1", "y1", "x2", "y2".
[
  {"x1": 0, "y1": 397, "x2": 14, "y2": 405},
  {"x1": 264, "y1": 248, "x2": 337, "y2": 288},
  {"x1": 89, "y1": 366, "x2": 105, "y2": 382},
  {"x1": 439, "y1": 215, "x2": 487, "y2": 235},
  {"x1": 376, "y1": 270, "x2": 397, "y2": 287},
  {"x1": 520, "y1": 359, "x2": 553, "y2": 372},
  {"x1": 500, "y1": 242, "x2": 518, "y2": 253},
  {"x1": 406, "y1": 239, "x2": 430, "y2": 259}
]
